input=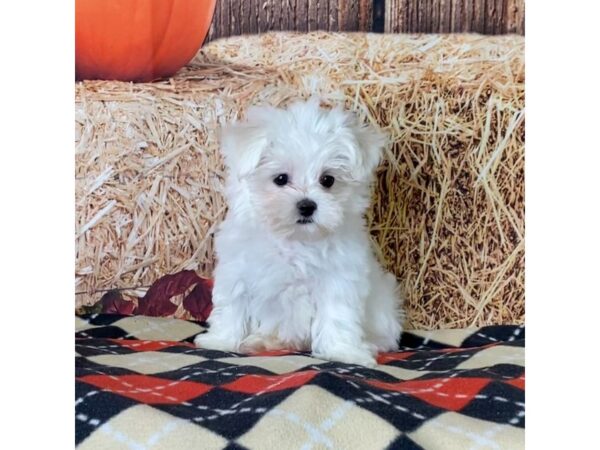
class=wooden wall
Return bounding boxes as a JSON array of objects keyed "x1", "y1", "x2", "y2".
[{"x1": 206, "y1": 0, "x2": 524, "y2": 41}]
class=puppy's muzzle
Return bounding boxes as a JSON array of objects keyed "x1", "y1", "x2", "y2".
[{"x1": 297, "y1": 198, "x2": 317, "y2": 222}]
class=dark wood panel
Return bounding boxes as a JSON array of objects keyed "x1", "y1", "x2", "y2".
[
  {"x1": 339, "y1": 0, "x2": 360, "y2": 31},
  {"x1": 504, "y1": 0, "x2": 525, "y2": 34},
  {"x1": 308, "y1": 0, "x2": 318, "y2": 31},
  {"x1": 207, "y1": 0, "x2": 524, "y2": 42},
  {"x1": 358, "y1": 0, "x2": 373, "y2": 32},
  {"x1": 296, "y1": 0, "x2": 309, "y2": 31},
  {"x1": 385, "y1": 0, "x2": 524, "y2": 35},
  {"x1": 329, "y1": 0, "x2": 339, "y2": 31},
  {"x1": 317, "y1": 0, "x2": 328, "y2": 32}
]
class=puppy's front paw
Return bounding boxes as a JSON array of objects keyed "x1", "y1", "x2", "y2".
[
  {"x1": 194, "y1": 332, "x2": 239, "y2": 352},
  {"x1": 239, "y1": 334, "x2": 287, "y2": 353},
  {"x1": 313, "y1": 345, "x2": 377, "y2": 368}
]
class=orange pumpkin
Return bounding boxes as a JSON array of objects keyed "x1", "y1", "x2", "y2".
[{"x1": 76, "y1": 0, "x2": 216, "y2": 81}]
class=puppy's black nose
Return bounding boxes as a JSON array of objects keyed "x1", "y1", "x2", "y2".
[{"x1": 297, "y1": 199, "x2": 317, "y2": 217}]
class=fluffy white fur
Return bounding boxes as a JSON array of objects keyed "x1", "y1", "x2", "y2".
[{"x1": 194, "y1": 99, "x2": 404, "y2": 367}]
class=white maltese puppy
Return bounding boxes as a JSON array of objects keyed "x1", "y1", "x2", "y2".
[{"x1": 194, "y1": 99, "x2": 403, "y2": 367}]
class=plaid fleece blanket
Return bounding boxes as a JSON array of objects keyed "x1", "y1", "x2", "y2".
[{"x1": 76, "y1": 315, "x2": 524, "y2": 449}]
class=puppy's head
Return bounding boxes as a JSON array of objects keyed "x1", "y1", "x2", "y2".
[{"x1": 221, "y1": 99, "x2": 387, "y2": 240}]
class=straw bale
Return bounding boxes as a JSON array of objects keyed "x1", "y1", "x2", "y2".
[{"x1": 75, "y1": 32, "x2": 524, "y2": 329}]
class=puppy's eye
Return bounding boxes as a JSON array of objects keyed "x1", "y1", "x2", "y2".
[
  {"x1": 273, "y1": 174, "x2": 288, "y2": 186},
  {"x1": 319, "y1": 174, "x2": 335, "y2": 188}
]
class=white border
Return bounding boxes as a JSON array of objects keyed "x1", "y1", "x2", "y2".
[
  {"x1": 3, "y1": 0, "x2": 600, "y2": 446},
  {"x1": 2, "y1": 1, "x2": 74, "y2": 448},
  {"x1": 527, "y1": 0, "x2": 600, "y2": 447}
]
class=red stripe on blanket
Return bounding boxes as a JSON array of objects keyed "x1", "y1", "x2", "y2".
[
  {"x1": 377, "y1": 352, "x2": 416, "y2": 364},
  {"x1": 110, "y1": 339, "x2": 185, "y2": 352},
  {"x1": 80, "y1": 374, "x2": 212, "y2": 404},
  {"x1": 367, "y1": 377, "x2": 490, "y2": 411},
  {"x1": 505, "y1": 375, "x2": 525, "y2": 390},
  {"x1": 223, "y1": 370, "x2": 318, "y2": 394}
]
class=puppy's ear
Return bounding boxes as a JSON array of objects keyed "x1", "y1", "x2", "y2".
[
  {"x1": 351, "y1": 120, "x2": 388, "y2": 182},
  {"x1": 220, "y1": 106, "x2": 275, "y2": 179}
]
